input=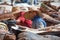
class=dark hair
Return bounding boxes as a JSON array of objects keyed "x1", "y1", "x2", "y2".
[{"x1": 32, "y1": 10, "x2": 43, "y2": 17}]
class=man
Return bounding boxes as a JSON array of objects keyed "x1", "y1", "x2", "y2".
[{"x1": 16, "y1": 12, "x2": 32, "y2": 28}]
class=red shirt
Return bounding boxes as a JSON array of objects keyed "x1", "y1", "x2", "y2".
[
  {"x1": 24, "y1": 19, "x2": 32, "y2": 28},
  {"x1": 17, "y1": 12, "x2": 32, "y2": 28}
]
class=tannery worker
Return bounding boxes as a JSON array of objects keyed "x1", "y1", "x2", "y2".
[
  {"x1": 24, "y1": 10, "x2": 47, "y2": 29},
  {"x1": 16, "y1": 12, "x2": 32, "y2": 28}
]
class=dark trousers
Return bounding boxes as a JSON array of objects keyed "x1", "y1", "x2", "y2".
[{"x1": 1, "y1": 20, "x2": 16, "y2": 31}]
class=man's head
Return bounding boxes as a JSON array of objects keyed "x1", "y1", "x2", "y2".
[{"x1": 24, "y1": 10, "x2": 43, "y2": 20}]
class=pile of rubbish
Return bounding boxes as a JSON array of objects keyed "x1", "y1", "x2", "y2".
[{"x1": 0, "y1": 1, "x2": 60, "y2": 40}]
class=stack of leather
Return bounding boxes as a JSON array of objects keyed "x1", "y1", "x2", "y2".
[
  {"x1": 39, "y1": 1, "x2": 60, "y2": 26},
  {"x1": 42, "y1": 1, "x2": 59, "y2": 11}
]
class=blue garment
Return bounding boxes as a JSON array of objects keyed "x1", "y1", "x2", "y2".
[
  {"x1": 27, "y1": 0, "x2": 38, "y2": 5},
  {"x1": 15, "y1": 0, "x2": 28, "y2": 3},
  {"x1": 32, "y1": 16, "x2": 46, "y2": 28},
  {"x1": 34, "y1": 0, "x2": 37, "y2": 5},
  {"x1": 21, "y1": 0, "x2": 28, "y2": 3}
]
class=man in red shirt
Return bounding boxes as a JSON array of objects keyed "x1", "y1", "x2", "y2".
[{"x1": 16, "y1": 12, "x2": 32, "y2": 28}]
